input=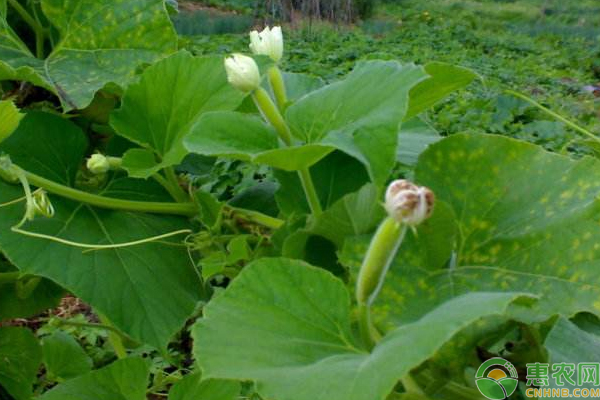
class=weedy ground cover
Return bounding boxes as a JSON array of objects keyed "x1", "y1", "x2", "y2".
[{"x1": 0, "y1": 0, "x2": 599, "y2": 399}]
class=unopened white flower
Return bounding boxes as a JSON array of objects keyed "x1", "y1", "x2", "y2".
[
  {"x1": 32, "y1": 190, "x2": 54, "y2": 218},
  {"x1": 249, "y1": 26, "x2": 283, "y2": 62},
  {"x1": 87, "y1": 154, "x2": 111, "y2": 174},
  {"x1": 224, "y1": 54, "x2": 261, "y2": 93},
  {"x1": 384, "y1": 179, "x2": 434, "y2": 226}
]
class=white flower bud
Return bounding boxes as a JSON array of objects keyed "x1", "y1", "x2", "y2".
[
  {"x1": 224, "y1": 54, "x2": 261, "y2": 93},
  {"x1": 249, "y1": 26, "x2": 284, "y2": 62},
  {"x1": 87, "y1": 154, "x2": 111, "y2": 174},
  {"x1": 384, "y1": 179, "x2": 434, "y2": 226},
  {"x1": 32, "y1": 190, "x2": 54, "y2": 218}
]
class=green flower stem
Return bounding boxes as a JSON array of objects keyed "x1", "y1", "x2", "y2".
[
  {"x1": 506, "y1": 89, "x2": 599, "y2": 142},
  {"x1": 252, "y1": 87, "x2": 292, "y2": 145},
  {"x1": 252, "y1": 87, "x2": 323, "y2": 216},
  {"x1": 0, "y1": 271, "x2": 21, "y2": 285},
  {"x1": 20, "y1": 169, "x2": 198, "y2": 216},
  {"x1": 356, "y1": 217, "x2": 407, "y2": 348},
  {"x1": 7, "y1": 0, "x2": 45, "y2": 58},
  {"x1": 268, "y1": 66, "x2": 288, "y2": 110}
]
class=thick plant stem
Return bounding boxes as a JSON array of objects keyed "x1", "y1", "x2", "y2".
[
  {"x1": 506, "y1": 90, "x2": 599, "y2": 142},
  {"x1": 268, "y1": 66, "x2": 288, "y2": 110},
  {"x1": 20, "y1": 169, "x2": 198, "y2": 216},
  {"x1": 252, "y1": 87, "x2": 323, "y2": 216},
  {"x1": 7, "y1": 0, "x2": 45, "y2": 58},
  {"x1": 356, "y1": 217, "x2": 407, "y2": 347}
]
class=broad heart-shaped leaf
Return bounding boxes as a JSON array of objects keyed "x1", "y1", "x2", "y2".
[
  {"x1": 42, "y1": 331, "x2": 93, "y2": 380},
  {"x1": 38, "y1": 357, "x2": 148, "y2": 400},
  {"x1": 0, "y1": 100, "x2": 23, "y2": 144},
  {"x1": 0, "y1": 112, "x2": 202, "y2": 350},
  {"x1": 0, "y1": 327, "x2": 42, "y2": 400},
  {"x1": 112, "y1": 52, "x2": 245, "y2": 178},
  {"x1": 0, "y1": 0, "x2": 177, "y2": 111},
  {"x1": 405, "y1": 62, "x2": 478, "y2": 120},
  {"x1": 193, "y1": 258, "x2": 530, "y2": 400},
  {"x1": 285, "y1": 60, "x2": 428, "y2": 184},
  {"x1": 169, "y1": 373, "x2": 240, "y2": 400},
  {"x1": 367, "y1": 134, "x2": 600, "y2": 328},
  {"x1": 184, "y1": 111, "x2": 334, "y2": 171}
]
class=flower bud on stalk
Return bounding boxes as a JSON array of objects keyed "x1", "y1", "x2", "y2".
[
  {"x1": 385, "y1": 179, "x2": 434, "y2": 227},
  {"x1": 249, "y1": 26, "x2": 288, "y2": 109},
  {"x1": 86, "y1": 154, "x2": 122, "y2": 175},
  {"x1": 355, "y1": 179, "x2": 434, "y2": 348},
  {"x1": 224, "y1": 54, "x2": 261, "y2": 93},
  {"x1": 249, "y1": 26, "x2": 283, "y2": 63}
]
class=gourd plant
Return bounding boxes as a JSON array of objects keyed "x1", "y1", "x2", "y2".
[{"x1": 1, "y1": 1, "x2": 600, "y2": 399}]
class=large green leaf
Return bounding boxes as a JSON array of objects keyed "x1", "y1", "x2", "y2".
[
  {"x1": 0, "y1": 327, "x2": 42, "y2": 400},
  {"x1": 111, "y1": 52, "x2": 245, "y2": 178},
  {"x1": 545, "y1": 318, "x2": 600, "y2": 395},
  {"x1": 365, "y1": 134, "x2": 600, "y2": 327},
  {"x1": 185, "y1": 111, "x2": 334, "y2": 171},
  {"x1": 42, "y1": 331, "x2": 93, "y2": 380},
  {"x1": 38, "y1": 357, "x2": 149, "y2": 400},
  {"x1": 0, "y1": 100, "x2": 23, "y2": 144},
  {"x1": 0, "y1": 0, "x2": 177, "y2": 110},
  {"x1": 193, "y1": 257, "x2": 530, "y2": 400},
  {"x1": 169, "y1": 373, "x2": 240, "y2": 400},
  {"x1": 405, "y1": 62, "x2": 478, "y2": 120},
  {"x1": 285, "y1": 61, "x2": 427, "y2": 184},
  {"x1": 0, "y1": 112, "x2": 202, "y2": 350}
]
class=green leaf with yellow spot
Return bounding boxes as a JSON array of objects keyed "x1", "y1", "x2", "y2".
[
  {"x1": 350, "y1": 134, "x2": 600, "y2": 330},
  {"x1": 0, "y1": 0, "x2": 177, "y2": 111}
]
